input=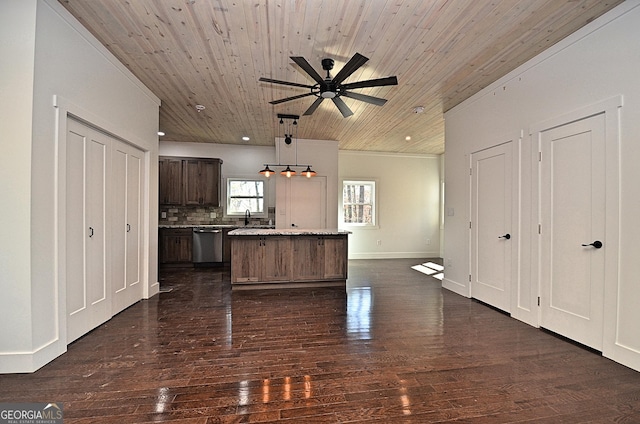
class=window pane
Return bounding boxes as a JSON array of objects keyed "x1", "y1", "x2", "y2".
[
  {"x1": 227, "y1": 179, "x2": 264, "y2": 214},
  {"x1": 229, "y1": 180, "x2": 263, "y2": 197},
  {"x1": 342, "y1": 181, "x2": 375, "y2": 225}
]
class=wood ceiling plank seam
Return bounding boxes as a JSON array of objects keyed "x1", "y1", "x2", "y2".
[
  {"x1": 440, "y1": 0, "x2": 622, "y2": 110},
  {"x1": 295, "y1": 0, "x2": 323, "y2": 65},
  {"x1": 182, "y1": 3, "x2": 231, "y2": 99},
  {"x1": 193, "y1": 1, "x2": 247, "y2": 130},
  {"x1": 107, "y1": 1, "x2": 221, "y2": 140},
  {"x1": 237, "y1": 6, "x2": 268, "y2": 143},
  {"x1": 278, "y1": 1, "x2": 313, "y2": 119},
  {"x1": 254, "y1": 3, "x2": 280, "y2": 140},
  {"x1": 152, "y1": 2, "x2": 228, "y2": 140},
  {"x1": 380, "y1": 2, "x2": 464, "y2": 64},
  {"x1": 219, "y1": 0, "x2": 261, "y2": 138},
  {"x1": 288, "y1": 1, "x2": 322, "y2": 84},
  {"x1": 400, "y1": 2, "x2": 526, "y2": 112},
  {"x1": 261, "y1": 1, "x2": 315, "y2": 119},
  {"x1": 255, "y1": 1, "x2": 283, "y2": 139},
  {"x1": 328, "y1": 0, "x2": 369, "y2": 70},
  {"x1": 338, "y1": 4, "x2": 448, "y2": 129},
  {"x1": 352, "y1": 0, "x2": 430, "y2": 82}
]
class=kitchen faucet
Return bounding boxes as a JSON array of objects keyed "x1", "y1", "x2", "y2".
[{"x1": 244, "y1": 209, "x2": 251, "y2": 226}]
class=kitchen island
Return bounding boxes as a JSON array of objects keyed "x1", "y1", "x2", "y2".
[{"x1": 228, "y1": 228, "x2": 350, "y2": 290}]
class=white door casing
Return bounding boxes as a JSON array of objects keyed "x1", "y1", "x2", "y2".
[
  {"x1": 470, "y1": 142, "x2": 513, "y2": 313},
  {"x1": 539, "y1": 113, "x2": 606, "y2": 351}
]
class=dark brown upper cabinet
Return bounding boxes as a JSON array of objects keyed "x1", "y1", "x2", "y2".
[{"x1": 159, "y1": 156, "x2": 222, "y2": 207}]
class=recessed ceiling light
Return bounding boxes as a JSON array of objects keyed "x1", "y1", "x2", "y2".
[
  {"x1": 412, "y1": 106, "x2": 425, "y2": 114},
  {"x1": 405, "y1": 136, "x2": 412, "y2": 141},
  {"x1": 195, "y1": 104, "x2": 205, "y2": 112},
  {"x1": 157, "y1": 131, "x2": 165, "y2": 136},
  {"x1": 242, "y1": 136, "x2": 250, "y2": 141}
]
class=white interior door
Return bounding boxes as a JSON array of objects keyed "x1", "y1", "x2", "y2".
[
  {"x1": 288, "y1": 176, "x2": 326, "y2": 229},
  {"x1": 111, "y1": 141, "x2": 143, "y2": 314},
  {"x1": 66, "y1": 118, "x2": 110, "y2": 343},
  {"x1": 540, "y1": 113, "x2": 606, "y2": 351},
  {"x1": 470, "y1": 142, "x2": 513, "y2": 313}
]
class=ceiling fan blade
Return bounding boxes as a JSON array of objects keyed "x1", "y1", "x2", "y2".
[
  {"x1": 290, "y1": 56, "x2": 325, "y2": 85},
  {"x1": 332, "y1": 53, "x2": 369, "y2": 84},
  {"x1": 342, "y1": 91, "x2": 388, "y2": 106},
  {"x1": 332, "y1": 96, "x2": 354, "y2": 118},
  {"x1": 269, "y1": 92, "x2": 315, "y2": 105},
  {"x1": 259, "y1": 77, "x2": 315, "y2": 89},
  {"x1": 303, "y1": 97, "x2": 324, "y2": 115},
  {"x1": 341, "y1": 76, "x2": 398, "y2": 90}
]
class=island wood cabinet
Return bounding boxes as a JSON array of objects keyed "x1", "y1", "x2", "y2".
[
  {"x1": 231, "y1": 236, "x2": 291, "y2": 283},
  {"x1": 159, "y1": 228, "x2": 193, "y2": 266},
  {"x1": 230, "y1": 232, "x2": 348, "y2": 290},
  {"x1": 159, "y1": 156, "x2": 222, "y2": 207}
]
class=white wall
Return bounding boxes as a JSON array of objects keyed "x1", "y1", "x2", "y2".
[
  {"x1": 0, "y1": 0, "x2": 38, "y2": 358},
  {"x1": 443, "y1": 1, "x2": 640, "y2": 371},
  {"x1": 0, "y1": 0, "x2": 160, "y2": 373},
  {"x1": 339, "y1": 151, "x2": 442, "y2": 259}
]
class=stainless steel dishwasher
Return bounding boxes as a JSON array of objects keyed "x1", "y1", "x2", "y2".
[{"x1": 192, "y1": 227, "x2": 223, "y2": 264}]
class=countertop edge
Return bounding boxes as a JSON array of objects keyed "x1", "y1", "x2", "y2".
[{"x1": 228, "y1": 228, "x2": 351, "y2": 236}]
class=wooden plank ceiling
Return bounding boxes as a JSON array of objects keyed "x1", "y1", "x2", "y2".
[{"x1": 58, "y1": 0, "x2": 623, "y2": 154}]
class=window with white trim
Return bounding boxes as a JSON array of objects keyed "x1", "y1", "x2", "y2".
[
  {"x1": 342, "y1": 180, "x2": 376, "y2": 226},
  {"x1": 226, "y1": 178, "x2": 266, "y2": 216}
]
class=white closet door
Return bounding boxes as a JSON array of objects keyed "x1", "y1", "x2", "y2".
[
  {"x1": 111, "y1": 141, "x2": 144, "y2": 314},
  {"x1": 540, "y1": 113, "x2": 606, "y2": 351},
  {"x1": 66, "y1": 118, "x2": 110, "y2": 343},
  {"x1": 470, "y1": 142, "x2": 513, "y2": 313}
]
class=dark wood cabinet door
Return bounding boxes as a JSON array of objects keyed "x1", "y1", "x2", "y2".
[
  {"x1": 183, "y1": 159, "x2": 221, "y2": 206},
  {"x1": 160, "y1": 229, "x2": 193, "y2": 264},
  {"x1": 158, "y1": 158, "x2": 183, "y2": 205}
]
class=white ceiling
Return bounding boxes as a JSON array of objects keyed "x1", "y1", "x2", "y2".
[{"x1": 58, "y1": 0, "x2": 623, "y2": 154}]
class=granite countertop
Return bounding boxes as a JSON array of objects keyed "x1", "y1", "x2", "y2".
[
  {"x1": 228, "y1": 228, "x2": 351, "y2": 236},
  {"x1": 159, "y1": 224, "x2": 275, "y2": 229}
]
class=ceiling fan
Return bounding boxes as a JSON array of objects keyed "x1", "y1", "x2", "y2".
[{"x1": 259, "y1": 53, "x2": 398, "y2": 118}]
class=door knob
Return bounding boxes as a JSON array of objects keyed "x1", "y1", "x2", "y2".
[
  {"x1": 498, "y1": 233, "x2": 511, "y2": 240},
  {"x1": 581, "y1": 240, "x2": 603, "y2": 249}
]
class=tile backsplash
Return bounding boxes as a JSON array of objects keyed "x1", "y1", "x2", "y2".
[{"x1": 159, "y1": 206, "x2": 276, "y2": 226}]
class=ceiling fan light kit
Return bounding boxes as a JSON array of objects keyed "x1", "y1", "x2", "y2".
[
  {"x1": 259, "y1": 114, "x2": 317, "y2": 179},
  {"x1": 259, "y1": 53, "x2": 398, "y2": 118}
]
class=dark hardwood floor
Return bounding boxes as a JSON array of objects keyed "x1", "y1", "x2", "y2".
[{"x1": 2, "y1": 259, "x2": 640, "y2": 423}]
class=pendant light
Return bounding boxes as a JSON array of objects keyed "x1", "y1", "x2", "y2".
[
  {"x1": 259, "y1": 165, "x2": 274, "y2": 177},
  {"x1": 281, "y1": 165, "x2": 296, "y2": 178},
  {"x1": 259, "y1": 114, "x2": 317, "y2": 178}
]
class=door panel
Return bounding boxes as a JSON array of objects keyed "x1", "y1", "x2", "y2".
[
  {"x1": 471, "y1": 142, "x2": 513, "y2": 313},
  {"x1": 289, "y1": 177, "x2": 326, "y2": 229},
  {"x1": 112, "y1": 141, "x2": 143, "y2": 314},
  {"x1": 540, "y1": 113, "x2": 606, "y2": 350},
  {"x1": 126, "y1": 149, "x2": 142, "y2": 291},
  {"x1": 66, "y1": 118, "x2": 110, "y2": 343}
]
